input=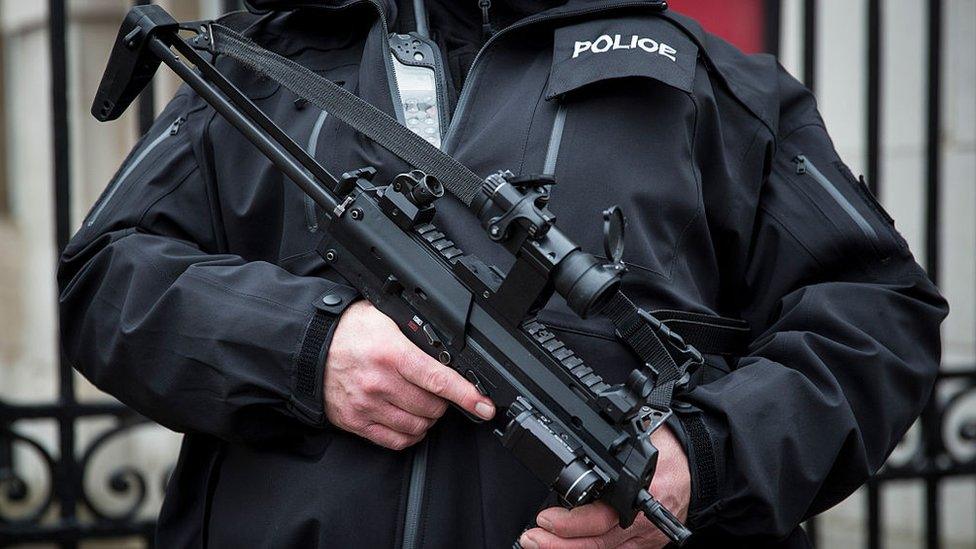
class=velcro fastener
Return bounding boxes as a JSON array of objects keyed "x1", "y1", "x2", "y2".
[
  {"x1": 682, "y1": 413, "x2": 719, "y2": 510},
  {"x1": 295, "y1": 308, "x2": 333, "y2": 398}
]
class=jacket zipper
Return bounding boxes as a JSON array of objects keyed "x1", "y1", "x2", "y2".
[
  {"x1": 86, "y1": 116, "x2": 185, "y2": 227},
  {"x1": 304, "y1": 109, "x2": 330, "y2": 232},
  {"x1": 793, "y1": 154, "x2": 880, "y2": 244},
  {"x1": 401, "y1": 438, "x2": 429, "y2": 549},
  {"x1": 426, "y1": 41, "x2": 452, "y2": 139},
  {"x1": 442, "y1": 0, "x2": 666, "y2": 154},
  {"x1": 479, "y1": 0, "x2": 494, "y2": 38},
  {"x1": 407, "y1": 0, "x2": 452, "y2": 134},
  {"x1": 542, "y1": 103, "x2": 568, "y2": 175}
]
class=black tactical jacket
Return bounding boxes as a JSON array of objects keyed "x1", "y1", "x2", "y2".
[{"x1": 58, "y1": 0, "x2": 947, "y2": 547}]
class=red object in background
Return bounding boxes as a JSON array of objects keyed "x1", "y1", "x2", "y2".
[{"x1": 667, "y1": 0, "x2": 767, "y2": 54}]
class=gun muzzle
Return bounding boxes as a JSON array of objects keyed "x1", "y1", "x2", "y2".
[{"x1": 638, "y1": 490, "x2": 692, "y2": 546}]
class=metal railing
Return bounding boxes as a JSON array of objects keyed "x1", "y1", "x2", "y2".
[{"x1": 0, "y1": 0, "x2": 972, "y2": 547}]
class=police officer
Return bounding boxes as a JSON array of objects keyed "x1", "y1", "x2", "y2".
[{"x1": 58, "y1": 1, "x2": 947, "y2": 547}]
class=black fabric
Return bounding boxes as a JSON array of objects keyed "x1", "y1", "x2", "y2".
[{"x1": 59, "y1": 1, "x2": 947, "y2": 547}]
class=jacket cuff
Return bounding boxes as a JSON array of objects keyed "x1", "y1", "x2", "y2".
[
  {"x1": 287, "y1": 284, "x2": 360, "y2": 426},
  {"x1": 675, "y1": 406, "x2": 724, "y2": 529}
]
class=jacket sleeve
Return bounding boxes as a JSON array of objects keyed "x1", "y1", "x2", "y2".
[
  {"x1": 677, "y1": 69, "x2": 948, "y2": 539},
  {"x1": 58, "y1": 91, "x2": 358, "y2": 444}
]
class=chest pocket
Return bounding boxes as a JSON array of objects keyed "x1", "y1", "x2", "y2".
[{"x1": 542, "y1": 16, "x2": 702, "y2": 281}]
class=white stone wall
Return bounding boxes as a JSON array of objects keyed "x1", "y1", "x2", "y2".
[{"x1": 1, "y1": 0, "x2": 973, "y2": 546}]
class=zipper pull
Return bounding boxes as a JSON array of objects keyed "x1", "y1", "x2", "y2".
[
  {"x1": 169, "y1": 116, "x2": 186, "y2": 136},
  {"x1": 479, "y1": 0, "x2": 494, "y2": 38},
  {"x1": 793, "y1": 154, "x2": 808, "y2": 175}
]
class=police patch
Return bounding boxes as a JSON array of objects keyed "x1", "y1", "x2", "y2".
[{"x1": 547, "y1": 16, "x2": 699, "y2": 99}]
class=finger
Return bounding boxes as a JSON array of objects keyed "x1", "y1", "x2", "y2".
[
  {"x1": 385, "y1": 381, "x2": 449, "y2": 419},
  {"x1": 395, "y1": 349, "x2": 495, "y2": 420},
  {"x1": 519, "y1": 527, "x2": 624, "y2": 549},
  {"x1": 536, "y1": 503, "x2": 619, "y2": 538},
  {"x1": 619, "y1": 537, "x2": 664, "y2": 549},
  {"x1": 371, "y1": 402, "x2": 435, "y2": 437},
  {"x1": 360, "y1": 422, "x2": 423, "y2": 451}
]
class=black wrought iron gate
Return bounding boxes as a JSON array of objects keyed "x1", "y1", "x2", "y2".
[{"x1": 1, "y1": 0, "x2": 973, "y2": 547}]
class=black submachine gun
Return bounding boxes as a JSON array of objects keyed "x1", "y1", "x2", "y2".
[{"x1": 92, "y1": 5, "x2": 704, "y2": 545}]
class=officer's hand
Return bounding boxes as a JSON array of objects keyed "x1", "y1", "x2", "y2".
[
  {"x1": 324, "y1": 301, "x2": 495, "y2": 450},
  {"x1": 519, "y1": 425, "x2": 690, "y2": 549}
]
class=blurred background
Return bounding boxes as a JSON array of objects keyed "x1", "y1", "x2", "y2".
[{"x1": 0, "y1": 0, "x2": 973, "y2": 547}]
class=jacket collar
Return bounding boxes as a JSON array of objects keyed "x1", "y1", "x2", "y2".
[{"x1": 245, "y1": 0, "x2": 669, "y2": 22}]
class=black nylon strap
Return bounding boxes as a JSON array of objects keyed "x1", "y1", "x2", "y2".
[
  {"x1": 654, "y1": 311, "x2": 750, "y2": 355},
  {"x1": 600, "y1": 291, "x2": 685, "y2": 408},
  {"x1": 206, "y1": 24, "x2": 485, "y2": 205}
]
